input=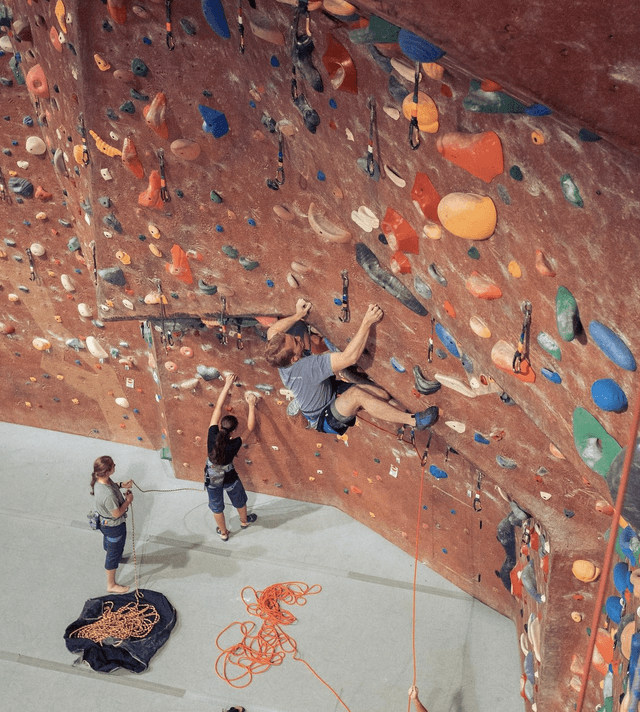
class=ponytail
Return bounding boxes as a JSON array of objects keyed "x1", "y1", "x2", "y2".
[
  {"x1": 210, "y1": 415, "x2": 238, "y2": 465},
  {"x1": 90, "y1": 455, "x2": 115, "y2": 495}
]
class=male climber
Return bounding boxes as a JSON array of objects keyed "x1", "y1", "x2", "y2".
[{"x1": 264, "y1": 298, "x2": 438, "y2": 435}]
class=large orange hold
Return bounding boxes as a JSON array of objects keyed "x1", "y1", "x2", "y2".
[
  {"x1": 138, "y1": 170, "x2": 164, "y2": 209},
  {"x1": 122, "y1": 138, "x2": 145, "y2": 179},
  {"x1": 411, "y1": 172, "x2": 441, "y2": 223},
  {"x1": 437, "y1": 193, "x2": 497, "y2": 240},
  {"x1": 436, "y1": 130, "x2": 504, "y2": 183},
  {"x1": 381, "y1": 208, "x2": 419, "y2": 253},
  {"x1": 143, "y1": 93, "x2": 169, "y2": 140},
  {"x1": 465, "y1": 271, "x2": 502, "y2": 299},
  {"x1": 26, "y1": 64, "x2": 49, "y2": 98},
  {"x1": 166, "y1": 245, "x2": 193, "y2": 284},
  {"x1": 402, "y1": 91, "x2": 439, "y2": 133}
]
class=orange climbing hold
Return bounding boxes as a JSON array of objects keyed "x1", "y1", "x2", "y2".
[
  {"x1": 535, "y1": 249, "x2": 556, "y2": 276},
  {"x1": 436, "y1": 130, "x2": 503, "y2": 183},
  {"x1": 465, "y1": 271, "x2": 502, "y2": 299},
  {"x1": 49, "y1": 26, "x2": 63, "y2": 52},
  {"x1": 402, "y1": 91, "x2": 439, "y2": 133},
  {"x1": 381, "y1": 208, "x2": 419, "y2": 254},
  {"x1": 122, "y1": 138, "x2": 145, "y2": 179},
  {"x1": 411, "y1": 172, "x2": 441, "y2": 223},
  {"x1": 144, "y1": 93, "x2": 169, "y2": 140},
  {"x1": 322, "y1": 34, "x2": 358, "y2": 94},
  {"x1": 443, "y1": 300, "x2": 456, "y2": 317},
  {"x1": 390, "y1": 251, "x2": 411, "y2": 274},
  {"x1": 437, "y1": 193, "x2": 497, "y2": 240},
  {"x1": 422, "y1": 62, "x2": 444, "y2": 81},
  {"x1": 26, "y1": 64, "x2": 49, "y2": 98},
  {"x1": 35, "y1": 185, "x2": 53, "y2": 200},
  {"x1": 480, "y1": 79, "x2": 502, "y2": 92},
  {"x1": 106, "y1": 0, "x2": 127, "y2": 24},
  {"x1": 491, "y1": 340, "x2": 536, "y2": 382},
  {"x1": 166, "y1": 244, "x2": 193, "y2": 284},
  {"x1": 138, "y1": 170, "x2": 164, "y2": 209}
]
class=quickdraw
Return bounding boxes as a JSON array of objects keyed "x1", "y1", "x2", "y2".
[
  {"x1": 165, "y1": 0, "x2": 175, "y2": 50},
  {"x1": 237, "y1": 0, "x2": 245, "y2": 54},
  {"x1": 420, "y1": 430, "x2": 433, "y2": 467},
  {"x1": 473, "y1": 470, "x2": 483, "y2": 512},
  {"x1": 366, "y1": 96, "x2": 376, "y2": 176},
  {"x1": 78, "y1": 113, "x2": 89, "y2": 166},
  {"x1": 157, "y1": 148, "x2": 170, "y2": 203},
  {"x1": 26, "y1": 247, "x2": 37, "y2": 282},
  {"x1": 427, "y1": 316, "x2": 435, "y2": 363},
  {"x1": 339, "y1": 269, "x2": 350, "y2": 323},
  {"x1": 266, "y1": 129, "x2": 285, "y2": 190},
  {"x1": 0, "y1": 165, "x2": 10, "y2": 203},
  {"x1": 153, "y1": 279, "x2": 173, "y2": 350},
  {"x1": 408, "y1": 61, "x2": 421, "y2": 150},
  {"x1": 236, "y1": 322, "x2": 244, "y2": 350},
  {"x1": 513, "y1": 300, "x2": 532, "y2": 373},
  {"x1": 219, "y1": 296, "x2": 228, "y2": 345},
  {"x1": 90, "y1": 241, "x2": 98, "y2": 286}
]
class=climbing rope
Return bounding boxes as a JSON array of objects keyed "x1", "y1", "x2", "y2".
[{"x1": 215, "y1": 582, "x2": 351, "y2": 710}]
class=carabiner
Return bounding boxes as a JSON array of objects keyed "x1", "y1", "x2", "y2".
[
  {"x1": 408, "y1": 62, "x2": 421, "y2": 151},
  {"x1": 366, "y1": 96, "x2": 376, "y2": 176},
  {"x1": 165, "y1": 0, "x2": 175, "y2": 50}
]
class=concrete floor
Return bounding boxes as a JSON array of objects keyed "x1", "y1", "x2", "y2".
[{"x1": 0, "y1": 422, "x2": 524, "y2": 712}]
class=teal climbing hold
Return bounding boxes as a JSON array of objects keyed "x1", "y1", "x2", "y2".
[
  {"x1": 560, "y1": 174, "x2": 584, "y2": 208},
  {"x1": 462, "y1": 79, "x2": 527, "y2": 114},
  {"x1": 239, "y1": 256, "x2": 260, "y2": 271},
  {"x1": 496, "y1": 455, "x2": 517, "y2": 469},
  {"x1": 119, "y1": 101, "x2": 135, "y2": 114},
  {"x1": 537, "y1": 332, "x2": 562, "y2": 360},
  {"x1": 509, "y1": 166, "x2": 524, "y2": 181},
  {"x1": 222, "y1": 245, "x2": 239, "y2": 259},
  {"x1": 201, "y1": 0, "x2": 230, "y2": 39},
  {"x1": 349, "y1": 15, "x2": 400, "y2": 45},
  {"x1": 572, "y1": 407, "x2": 622, "y2": 477},
  {"x1": 131, "y1": 58, "x2": 149, "y2": 77},
  {"x1": 210, "y1": 190, "x2": 222, "y2": 203},
  {"x1": 556, "y1": 286, "x2": 580, "y2": 342},
  {"x1": 579, "y1": 128, "x2": 602, "y2": 142},
  {"x1": 591, "y1": 379, "x2": 628, "y2": 412},
  {"x1": 589, "y1": 321, "x2": 636, "y2": 371},
  {"x1": 467, "y1": 246, "x2": 481, "y2": 260}
]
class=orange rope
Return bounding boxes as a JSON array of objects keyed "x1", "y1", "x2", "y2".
[{"x1": 215, "y1": 582, "x2": 351, "y2": 711}]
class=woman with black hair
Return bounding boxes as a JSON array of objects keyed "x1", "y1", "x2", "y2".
[
  {"x1": 90, "y1": 455, "x2": 133, "y2": 592},
  {"x1": 205, "y1": 373, "x2": 257, "y2": 541}
]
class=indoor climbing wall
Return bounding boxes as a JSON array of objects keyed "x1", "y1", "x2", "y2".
[{"x1": 2, "y1": 1, "x2": 640, "y2": 710}]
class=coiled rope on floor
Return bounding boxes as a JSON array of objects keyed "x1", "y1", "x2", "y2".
[{"x1": 215, "y1": 581, "x2": 351, "y2": 711}]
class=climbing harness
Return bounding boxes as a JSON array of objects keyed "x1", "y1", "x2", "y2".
[
  {"x1": 157, "y1": 149, "x2": 170, "y2": 203},
  {"x1": 512, "y1": 300, "x2": 532, "y2": 373},
  {"x1": 219, "y1": 296, "x2": 228, "y2": 345},
  {"x1": 266, "y1": 129, "x2": 285, "y2": 190},
  {"x1": 366, "y1": 96, "x2": 377, "y2": 176},
  {"x1": 237, "y1": 0, "x2": 245, "y2": 54},
  {"x1": 427, "y1": 317, "x2": 435, "y2": 363},
  {"x1": 165, "y1": 0, "x2": 175, "y2": 50},
  {"x1": 408, "y1": 62, "x2": 421, "y2": 150},
  {"x1": 78, "y1": 113, "x2": 89, "y2": 166},
  {"x1": 339, "y1": 270, "x2": 350, "y2": 323}
]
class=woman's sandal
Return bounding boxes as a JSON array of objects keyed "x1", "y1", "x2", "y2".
[
  {"x1": 240, "y1": 513, "x2": 258, "y2": 529},
  {"x1": 216, "y1": 527, "x2": 229, "y2": 541}
]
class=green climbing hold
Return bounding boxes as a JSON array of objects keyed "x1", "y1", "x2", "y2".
[
  {"x1": 120, "y1": 101, "x2": 135, "y2": 114},
  {"x1": 572, "y1": 407, "x2": 621, "y2": 478},
  {"x1": 210, "y1": 190, "x2": 222, "y2": 203},
  {"x1": 509, "y1": 166, "x2": 523, "y2": 181},
  {"x1": 556, "y1": 286, "x2": 580, "y2": 342},
  {"x1": 467, "y1": 246, "x2": 481, "y2": 260},
  {"x1": 537, "y1": 332, "x2": 562, "y2": 360},
  {"x1": 560, "y1": 173, "x2": 584, "y2": 208},
  {"x1": 239, "y1": 256, "x2": 260, "y2": 271},
  {"x1": 222, "y1": 245, "x2": 239, "y2": 259}
]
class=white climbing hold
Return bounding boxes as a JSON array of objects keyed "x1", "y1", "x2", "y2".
[
  {"x1": 78, "y1": 303, "x2": 93, "y2": 318},
  {"x1": 540, "y1": 492, "x2": 552, "y2": 500},
  {"x1": 345, "y1": 128, "x2": 354, "y2": 141},
  {"x1": 100, "y1": 168, "x2": 113, "y2": 181},
  {"x1": 115, "y1": 397, "x2": 130, "y2": 408},
  {"x1": 26, "y1": 136, "x2": 47, "y2": 155},
  {"x1": 61, "y1": 274, "x2": 75, "y2": 292},
  {"x1": 30, "y1": 243, "x2": 46, "y2": 257},
  {"x1": 384, "y1": 165, "x2": 406, "y2": 188},
  {"x1": 445, "y1": 420, "x2": 466, "y2": 433},
  {"x1": 32, "y1": 337, "x2": 51, "y2": 351},
  {"x1": 383, "y1": 105, "x2": 401, "y2": 120},
  {"x1": 86, "y1": 336, "x2": 109, "y2": 359},
  {"x1": 17, "y1": 160, "x2": 30, "y2": 170},
  {"x1": 122, "y1": 299, "x2": 134, "y2": 310}
]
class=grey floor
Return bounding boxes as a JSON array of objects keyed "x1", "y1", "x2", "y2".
[{"x1": 0, "y1": 422, "x2": 524, "y2": 712}]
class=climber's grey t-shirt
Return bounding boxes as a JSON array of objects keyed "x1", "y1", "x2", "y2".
[
  {"x1": 278, "y1": 353, "x2": 334, "y2": 420},
  {"x1": 94, "y1": 481, "x2": 125, "y2": 526}
]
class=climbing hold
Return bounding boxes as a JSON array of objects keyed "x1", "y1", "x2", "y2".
[
  {"x1": 116, "y1": 250, "x2": 131, "y2": 265},
  {"x1": 491, "y1": 340, "x2": 536, "y2": 382},
  {"x1": 436, "y1": 131, "x2": 503, "y2": 183},
  {"x1": 103, "y1": 213, "x2": 123, "y2": 234},
  {"x1": 572, "y1": 560, "x2": 600, "y2": 583},
  {"x1": 306, "y1": 203, "x2": 351, "y2": 243},
  {"x1": 588, "y1": 321, "x2": 636, "y2": 371},
  {"x1": 149, "y1": 243, "x2": 163, "y2": 257},
  {"x1": 198, "y1": 279, "x2": 217, "y2": 295},
  {"x1": 463, "y1": 79, "x2": 527, "y2": 114},
  {"x1": 428, "y1": 263, "x2": 447, "y2": 287},
  {"x1": 467, "y1": 246, "x2": 480, "y2": 260},
  {"x1": 509, "y1": 166, "x2": 524, "y2": 181},
  {"x1": 435, "y1": 323, "x2": 460, "y2": 358},
  {"x1": 349, "y1": 15, "x2": 400, "y2": 44},
  {"x1": 531, "y1": 130, "x2": 545, "y2": 145},
  {"x1": 98, "y1": 267, "x2": 125, "y2": 286},
  {"x1": 26, "y1": 64, "x2": 49, "y2": 98},
  {"x1": 117, "y1": 138, "x2": 144, "y2": 179},
  {"x1": 469, "y1": 316, "x2": 491, "y2": 338},
  {"x1": 437, "y1": 193, "x2": 497, "y2": 240},
  {"x1": 413, "y1": 366, "x2": 440, "y2": 395},
  {"x1": 429, "y1": 465, "x2": 448, "y2": 479},
  {"x1": 560, "y1": 174, "x2": 584, "y2": 207},
  {"x1": 535, "y1": 249, "x2": 556, "y2": 276},
  {"x1": 572, "y1": 406, "x2": 621, "y2": 477},
  {"x1": 537, "y1": 332, "x2": 561, "y2": 360},
  {"x1": 411, "y1": 172, "x2": 441, "y2": 223},
  {"x1": 166, "y1": 244, "x2": 193, "y2": 284},
  {"x1": 170, "y1": 138, "x2": 201, "y2": 161},
  {"x1": 390, "y1": 252, "x2": 411, "y2": 274},
  {"x1": 555, "y1": 286, "x2": 581, "y2": 342},
  {"x1": 199, "y1": 104, "x2": 229, "y2": 138},
  {"x1": 86, "y1": 336, "x2": 109, "y2": 360},
  {"x1": 443, "y1": 300, "x2": 456, "y2": 317},
  {"x1": 239, "y1": 256, "x2": 260, "y2": 271},
  {"x1": 465, "y1": 272, "x2": 502, "y2": 299},
  {"x1": 446, "y1": 421, "x2": 466, "y2": 433},
  {"x1": 398, "y1": 29, "x2": 445, "y2": 63},
  {"x1": 496, "y1": 455, "x2": 517, "y2": 470},
  {"x1": 322, "y1": 34, "x2": 357, "y2": 94},
  {"x1": 131, "y1": 58, "x2": 149, "y2": 77},
  {"x1": 138, "y1": 170, "x2": 164, "y2": 209},
  {"x1": 9, "y1": 177, "x2": 34, "y2": 198},
  {"x1": 30, "y1": 243, "x2": 46, "y2": 258},
  {"x1": 381, "y1": 208, "x2": 419, "y2": 253},
  {"x1": 144, "y1": 93, "x2": 169, "y2": 140},
  {"x1": 355, "y1": 244, "x2": 427, "y2": 316},
  {"x1": 25, "y1": 136, "x2": 46, "y2": 155},
  {"x1": 401, "y1": 92, "x2": 439, "y2": 133},
  {"x1": 591, "y1": 379, "x2": 628, "y2": 412},
  {"x1": 201, "y1": 0, "x2": 230, "y2": 39},
  {"x1": 119, "y1": 101, "x2": 135, "y2": 114},
  {"x1": 32, "y1": 337, "x2": 51, "y2": 351},
  {"x1": 414, "y1": 275, "x2": 432, "y2": 300},
  {"x1": 78, "y1": 303, "x2": 93, "y2": 318},
  {"x1": 389, "y1": 357, "x2": 405, "y2": 373},
  {"x1": 90, "y1": 130, "x2": 122, "y2": 157},
  {"x1": 351, "y1": 205, "x2": 379, "y2": 232},
  {"x1": 541, "y1": 368, "x2": 562, "y2": 384},
  {"x1": 474, "y1": 432, "x2": 490, "y2": 444},
  {"x1": 579, "y1": 128, "x2": 602, "y2": 142}
]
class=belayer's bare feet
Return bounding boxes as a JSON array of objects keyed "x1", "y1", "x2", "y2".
[{"x1": 107, "y1": 584, "x2": 130, "y2": 594}]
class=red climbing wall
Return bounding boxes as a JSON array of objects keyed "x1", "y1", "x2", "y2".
[{"x1": 2, "y1": 1, "x2": 640, "y2": 710}]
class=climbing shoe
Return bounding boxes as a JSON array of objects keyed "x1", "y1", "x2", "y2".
[
  {"x1": 293, "y1": 94, "x2": 320, "y2": 133},
  {"x1": 414, "y1": 406, "x2": 439, "y2": 430},
  {"x1": 293, "y1": 34, "x2": 323, "y2": 93}
]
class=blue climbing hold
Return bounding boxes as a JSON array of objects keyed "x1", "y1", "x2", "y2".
[
  {"x1": 605, "y1": 595, "x2": 623, "y2": 624},
  {"x1": 541, "y1": 368, "x2": 562, "y2": 384},
  {"x1": 474, "y1": 433, "x2": 490, "y2": 445},
  {"x1": 270, "y1": 55, "x2": 280, "y2": 67},
  {"x1": 201, "y1": 0, "x2": 230, "y2": 39},
  {"x1": 266, "y1": 279, "x2": 274, "y2": 288},
  {"x1": 398, "y1": 29, "x2": 445, "y2": 63},
  {"x1": 249, "y1": 101, "x2": 256, "y2": 108},
  {"x1": 390, "y1": 357, "x2": 405, "y2": 373},
  {"x1": 317, "y1": 171, "x2": 326, "y2": 181},
  {"x1": 589, "y1": 321, "x2": 636, "y2": 371},
  {"x1": 199, "y1": 105, "x2": 230, "y2": 138},
  {"x1": 215, "y1": 224, "x2": 224, "y2": 232},
  {"x1": 591, "y1": 378, "x2": 628, "y2": 412},
  {"x1": 143, "y1": 37, "x2": 152, "y2": 45},
  {"x1": 429, "y1": 464, "x2": 448, "y2": 479},
  {"x1": 524, "y1": 104, "x2": 552, "y2": 116},
  {"x1": 496, "y1": 455, "x2": 517, "y2": 469},
  {"x1": 435, "y1": 323, "x2": 460, "y2": 358},
  {"x1": 329, "y1": 98, "x2": 337, "y2": 109},
  {"x1": 247, "y1": 218, "x2": 256, "y2": 226},
  {"x1": 333, "y1": 298, "x2": 341, "y2": 306}
]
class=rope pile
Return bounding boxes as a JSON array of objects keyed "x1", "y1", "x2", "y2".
[{"x1": 69, "y1": 599, "x2": 160, "y2": 645}]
